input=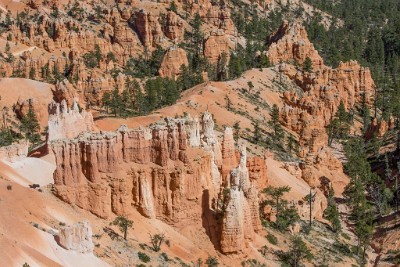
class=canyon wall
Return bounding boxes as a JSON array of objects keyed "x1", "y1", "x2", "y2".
[{"x1": 50, "y1": 112, "x2": 267, "y2": 253}]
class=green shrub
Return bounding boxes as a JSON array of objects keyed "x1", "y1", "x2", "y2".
[
  {"x1": 160, "y1": 252, "x2": 169, "y2": 261},
  {"x1": 205, "y1": 256, "x2": 219, "y2": 267},
  {"x1": 341, "y1": 232, "x2": 351, "y2": 240},
  {"x1": 138, "y1": 252, "x2": 150, "y2": 263},
  {"x1": 266, "y1": 232, "x2": 278, "y2": 245},
  {"x1": 333, "y1": 241, "x2": 351, "y2": 256}
]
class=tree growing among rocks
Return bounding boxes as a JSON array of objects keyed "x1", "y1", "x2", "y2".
[
  {"x1": 278, "y1": 235, "x2": 313, "y2": 267},
  {"x1": 111, "y1": 216, "x2": 133, "y2": 240}
]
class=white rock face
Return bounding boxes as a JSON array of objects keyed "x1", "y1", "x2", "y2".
[
  {"x1": 0, "y1": 140, "x2": 29, "y2": 162},
  {"x1": 47, "y1": 99, "x2": 96, "y2": 142},
  {"x1": 58, "y1": 221, "x2": 94, "y2": 253}
]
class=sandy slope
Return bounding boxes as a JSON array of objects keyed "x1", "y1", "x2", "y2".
[
  {"x1": 0, "y1": 180, "x2": 110, "y2": 267},
  {"x1": 0, "y1": 78, "x2": 55, "y2": 128},
  {"x1": 0, "y1": 156, "x2": 55, "y2": 186}
]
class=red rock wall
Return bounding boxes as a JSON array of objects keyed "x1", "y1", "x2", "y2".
[{"x1": 50, "y1": 114, "x2": 268, "y2": 253}]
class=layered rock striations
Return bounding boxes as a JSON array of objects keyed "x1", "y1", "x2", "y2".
[{"x1": 50, "y1": 113, "x2": 267, "y2": 253}]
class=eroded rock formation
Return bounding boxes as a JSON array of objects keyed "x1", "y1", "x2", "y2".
[
  {"x1": 203, "y1": 30, "x2": 230, "y2": 64},
  {"x1": 267, "y1": 22, "x2": 375, "y2": 161},
  {"x1": 220, "y1": 144, "x2": 262, "y2": 253},
  {"x1": 134, "y1": 10, "x2": 165, "y2": 49},
  {"x1": 158, "y1": 46, "x2": 189, "y2": 79},
  {"x1": 47, "y1": 99, "x2": 96, "y2": 142},
  {"x1": 57, "y1": 221, "x2": 94, "y2": 253},
  {"x1": 50, "y1": 113, "x2": 267, "y2": 253},
  {"x1": 266, "y1": 20, "x2": 324, "y2": 68}
]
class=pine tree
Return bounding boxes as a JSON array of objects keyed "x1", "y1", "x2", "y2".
[
  {"x1": 279, "y1": 236, "x2": 313, "y2": 267},
  {"x1": 167, "y1": 1, "x2": 177, "y2": 13},
  {"x1": 233, "y1": 121, "x2": 240, "y2": 143},
  {"x1": 268, "y1": 104, "x2": 284, "y2": 144},
  {"x1": 287, "y1": 134, "x2": 297, "y2": 156},
  {"x1": 111, "y1": 216, "x2": 133, "y2": 240},
  {"x1": 192, "y1": 13, "x2": 203, "y2": 55},
  {"x1": 262, "y1": 186, "x2": 299, "y2": 231},
  {"x1": 324, "y1": 186, "x2": 341, "y2": 232},
  {"x1": 20, "y1": 106, "x2": 40, "y2": 145},
  {"x1": 252, "y1": 121, "x2": 261, "y2": 143},
  {"x1": 303, "y1": 57, "x2": 313, "y2": 72}
]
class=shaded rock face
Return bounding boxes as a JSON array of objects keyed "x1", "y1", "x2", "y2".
[
  {"x1": 158, "y1": 46, "x2": 189, "y2": 79},
  {"x1": 57, "y1": 221, "x2": 94, "y2": 253},
  {"x1": 51, "y1": 114, "x2": 267, "y2": 253},
  {"x1": 163, "y1": 11, "x2": 185, "y2": 42},
  {"x1": 365, "y1": 117, "x2": 395, "y2": 139},
  {"x1": 134, "y1": 10, "x2": 165, "y2": 49},
  {"x1": 47, "y1": 99, "x2": 96, "y2": 142}
]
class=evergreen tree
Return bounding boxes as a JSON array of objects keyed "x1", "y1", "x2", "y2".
[
  {"x1": 0, "y1": 128, "x2": 18, "y2": 147},
  {"x1": 252, "y1": 121, "x2": 262, "y2": 143},
  {"x1": 327, "y1": 101, "x2": 352, "y2": 145},
  {"x1": 191, "y1": 13, "x2": 203, "y2": 55},
  {"x1": 111, "y1": 216, "x2": 133, "y2": 240},
  {"x1": 303, "y1": 57, "x2": 313, "y2": 72},
  {"x1": 167, "y1": 1, "x2": 177, "y2": 13},
  {"x1": 20, "y1": 106, "x2": 40, "y2": 145},
  {"x1": 287, "y1": 134, "x2": 297, "y2": 156},
  {"x1": 268, "y1": 104, "x2": 284, "y2": 144},
  {"x1": 262, "y1": 186, "x2": 299, "y2": 231},
  {"x1": 324, "y1": 186, "x2": 341, "y2": 232},
  {"x1": 233, "y1": 121, "x2": 240, "y2": 143},
  {"x1": 278, "y1": 236, "x2": 313, "y2": 267}
]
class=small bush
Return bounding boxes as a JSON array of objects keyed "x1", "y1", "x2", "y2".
[
  {"x1": 59, "y1": 222, "x2": 66, "y2": 226},
  {"x1": 205, "y1": 256, "x2": 219, "y2": 267},
  {"x1": 333, "y1": 241, "x2": 351, "y2": 256},
  {"x1": 266, "y1": 232, "x2": 278, "y2": 245},
  {"x1": 341, "y1": 232, "x2": 351, "y2": 240},
  {"x1": 150, "y1": 233, "x2": 165, "y2": 252},
  {"x1": 7, "y1": 185, "x2": 12, "y2": 190},
  {"x1": 33, "y1": 223, "x2": 39, "y2": 228},
  {"x1": 138, "y1": 252, "x2": 150, "y2": 263},
  {"x1": 95, "y1": 243, "x2": 100, "y2": 248},
  {"x1": 160, "y1": 252, "x2": 169, "y2": 261},
  {"x1": 301, "y1": 224, "x2": 311, "y2": 234}
]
